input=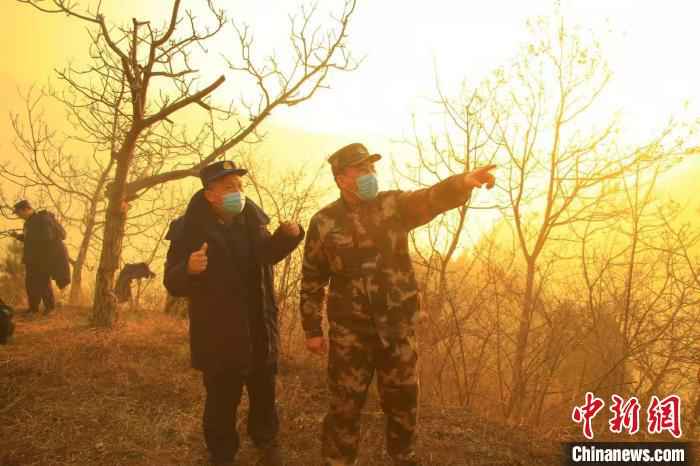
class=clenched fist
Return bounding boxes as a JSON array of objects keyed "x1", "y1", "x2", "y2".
[
  {"x1": 187, "y1": 242, "x2": 208, "y2": 275},
  {"x1": 279, "y1": 221, "x2": 301, "y2": 237}
]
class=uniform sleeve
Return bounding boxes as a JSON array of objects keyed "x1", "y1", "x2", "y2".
[
  {"x1": 299, "y1": 215, "x2": 331, "y2": 338},
  {"x1": 397, "y1": 173, "x2": 473, "y2": 230}
]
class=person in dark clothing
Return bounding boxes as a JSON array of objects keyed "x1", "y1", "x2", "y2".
[
  {"x1": 164, "y1": 160, "x2": 304, "y2": 466},
  {"x1": 114, "y1": 262, "x2": 156, "y2": 304},
  {"x1": 10, "y1": 200, "x2": 71, "y2": 314},
  {"x1": 0, "y1": 298, "x2": 15, "y2": 345}
]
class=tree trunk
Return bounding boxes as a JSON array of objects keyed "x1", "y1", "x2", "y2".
[
  {"x1": 90, "y1": 155, "x2": 131, "y2": 327},
  {"x1": 68, "y1": 265, "x2": 84, "y2": 306},
  {"x1": 508, "y1": 259, "x2": 536, "y2": 421},
  {"x1": 68, "y1": 219, "x2": 96, "y2": 306},
  {"x1": 69, "y1": 163, "x2": 111, "y2": 307}
]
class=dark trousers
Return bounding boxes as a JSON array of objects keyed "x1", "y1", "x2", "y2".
[
  {"x1": 25, "y1": 267, "x2": 55, "y2": 313},
  {"x1": 202, "y1": 364, "x2": 279, "y2": 462}
]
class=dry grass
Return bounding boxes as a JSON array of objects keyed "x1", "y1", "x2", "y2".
[{"x1": 1, "y1": 306, "x2": 562, "y2": 466}]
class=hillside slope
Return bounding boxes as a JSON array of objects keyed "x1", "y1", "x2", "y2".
[{"x1": 1, "y1": 307, "x2": 561, "y2": 466}]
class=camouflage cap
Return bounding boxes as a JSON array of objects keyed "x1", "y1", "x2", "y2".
[{"x1": 328, "y1": 143, "x2": 381, "y2": 175}]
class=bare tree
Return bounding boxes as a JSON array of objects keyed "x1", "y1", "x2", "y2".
[
  {"x1": 18, "y1": 0, "x2": 359, "y2": 327},
  {"x1": 0, "y1": 87, "x2": 117, "y2": 305},
  {"x1": 396, "y1": 15, "x2": 698, "y2": 424},
  {"x1": 481, "y1": 17, "x2": 693, "y2": 420},
  {"x1": 389, "y1": 75, "x2": 503, "y2": 406},
  {"x1": 1, "y1": 81, "x2": 184, "y2": 306}
]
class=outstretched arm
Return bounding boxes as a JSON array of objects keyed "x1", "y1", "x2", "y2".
[{"x1": 398, "y1": 164, "x2": 496, "y2": 230}]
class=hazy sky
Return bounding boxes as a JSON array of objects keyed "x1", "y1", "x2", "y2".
[
  {"x1": 3, "y1": 1, "x2": 700, "y2": 146},
  {"x1": 1, "y1": 0, "x2": 698, "y2": 210},
  {"x1": 1, "y1": 0, "x2": 698, "y2": 254},
  {"x1": 270, "y1": 0, "x2": 700, "y2": 139}
]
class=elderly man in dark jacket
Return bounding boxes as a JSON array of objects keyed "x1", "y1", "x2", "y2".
[
  {"x1": 10, "y1": 200, "x2": 71, "y2": 314},
  {"x1": 164, "y1": 160, "x2": 304, "y2": 466}
]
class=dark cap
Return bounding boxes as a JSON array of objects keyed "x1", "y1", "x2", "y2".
[
  {"x1": 200, "y1": 160, "x2": 248, "y2": 187},
  {"x1": 12, "y1": 200, "x2": 32, "y2": 213},
  {"x1": 328, "y1": 143, "x2": 381, "y2": 175}
]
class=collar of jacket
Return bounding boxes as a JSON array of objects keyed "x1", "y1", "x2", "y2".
[
  {"x1": 337, "y1": 192, "x2": 384, "y2": 215},
  {"x1": 339, "y1": 192, "x2": 361, "y2": 212}
]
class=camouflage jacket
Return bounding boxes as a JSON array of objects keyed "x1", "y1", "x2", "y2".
[{"x1": 300, "y1": 174, "x2": 472, "y2": 343}]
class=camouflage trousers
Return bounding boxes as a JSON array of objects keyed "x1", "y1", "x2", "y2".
[{"x1": 322, "y1": 322, "x2": 419, "y2": 466}]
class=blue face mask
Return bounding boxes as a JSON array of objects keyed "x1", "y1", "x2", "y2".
[
  {"x1": 221, "y1": 192, "x2": 245, "y2": 215},
  {"x1": 356, "y1": 174, "x2": 379, "y2": 200}
]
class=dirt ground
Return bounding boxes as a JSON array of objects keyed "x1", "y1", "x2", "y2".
[{"x1": 1, "y1": 306, "x2": 562, "y2": 466}]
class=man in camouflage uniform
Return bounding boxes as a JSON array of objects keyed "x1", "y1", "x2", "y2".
[{"x1": 300, "y1": 143, "x2": 496, "y2": 466}]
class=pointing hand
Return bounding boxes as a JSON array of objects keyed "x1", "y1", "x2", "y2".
[{"x1": 464, "y1": 164, "x2": 496, "y2": 190}]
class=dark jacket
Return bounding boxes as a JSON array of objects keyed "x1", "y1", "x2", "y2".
[
  {"x1": 17, "y1": 210, "x2": 71, "y2": 289},
  {"x1": 164, "y1": 190, "x2": 304, "y2": 373},
  {"x1": 115, "y1": 263, "x2": 156, "y2": 303}
]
